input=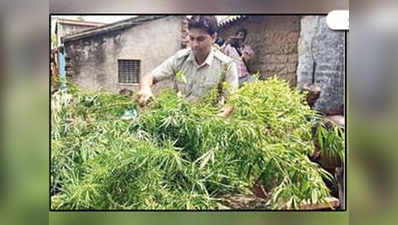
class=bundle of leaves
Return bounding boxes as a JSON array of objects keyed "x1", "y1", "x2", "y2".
[
  {"x1": 51, "y1": 76, "x2": 336, "y2": 210},
  {"x1": 316, "y1": 121, "x2": 345, "y2": 168}
]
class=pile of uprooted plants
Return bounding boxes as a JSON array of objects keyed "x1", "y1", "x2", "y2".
[{"x1": 51, "y1": 76, "x2": 344, "y2": 210}]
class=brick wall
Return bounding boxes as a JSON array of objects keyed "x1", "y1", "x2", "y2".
[{"x1": 219, "y1": 16, "x2": 300, "y2": 86}]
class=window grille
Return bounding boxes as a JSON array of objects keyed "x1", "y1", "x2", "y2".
[{"x1": 118, "y1": 59, "x2": 140, "y2": 83}]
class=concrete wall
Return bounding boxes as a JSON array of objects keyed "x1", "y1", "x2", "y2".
[
  {"x1": 297, "y1": 16, "x2": 345, "y2": 115},
  {"x1": 219, "y1": 16, "x2": 300, "y2": 86},
  {"x1": 64, "y1": 16, "x2": 183, "y2": 92}
]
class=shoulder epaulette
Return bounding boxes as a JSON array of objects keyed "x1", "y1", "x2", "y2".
[
  {"x1": 213, "y1": 48, "x2": 233, "y2": 64},
  {"x1": 175, "y1": 48, "x2": 191, "y2": 59}
]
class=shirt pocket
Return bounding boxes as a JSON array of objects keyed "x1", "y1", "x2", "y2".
[{"x1": 201, "y1": 81, "x2": 217, "y2": 94}]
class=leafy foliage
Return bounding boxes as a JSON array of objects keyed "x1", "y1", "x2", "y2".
[
  {"x1": 51, "y1": 76, "x2": 339, "y2": 210},
  {"x1": 316, "y1": 121, "x2": 345, "y2": 166}
]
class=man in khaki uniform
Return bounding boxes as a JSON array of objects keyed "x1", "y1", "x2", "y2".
[{"x1": 137, "y1": 15, "x2": 238, "y2": 117}]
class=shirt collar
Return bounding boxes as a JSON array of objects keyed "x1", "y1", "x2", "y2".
[{"x1": 188, "y1": 47, "x2": 215, "y2": 67}]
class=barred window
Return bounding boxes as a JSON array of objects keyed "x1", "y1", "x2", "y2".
[{"x1": 118, "y1": 59, "x2": 140, "y2": 83}]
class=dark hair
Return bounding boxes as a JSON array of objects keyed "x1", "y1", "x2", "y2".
[
  {"x1": 58, "y1": 46, "x2": 65, "y2": 54},
  {"x1": 215, "y1": 37, "x2": 224, "y2": 47},
  {"x1": 187, "y1": 16, "x2": 218, "y2": 36},
  {"x1": 235, "y1": 27, "x2": 248, "y2": 41}
]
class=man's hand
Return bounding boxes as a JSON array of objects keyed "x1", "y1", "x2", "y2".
[
  {"x1": 137, "y1": 88, "x2": 154, "y2": 107},
  {"x1": 217, "y1": 105, "x2": 235, "y2": 118},
  {"x1": 242, "y1": 49, "x2": 250, "y2": 60},
  {"x1": 241, "y1": 46, "x2": 254, "y2": 61},
  {"x1": 137, "y1": 73, "x2": 155, "y2": 107}
]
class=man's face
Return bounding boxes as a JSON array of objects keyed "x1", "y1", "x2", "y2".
[
  {"x1": 188, "y1": 28, "x2": 215, "y2": 59},
  {"x1": 236, "y1": 31, "x2": 245, "y2": 40},
  {"x1": 234, "y1": 31, "x2": 245, "y2": 46}
]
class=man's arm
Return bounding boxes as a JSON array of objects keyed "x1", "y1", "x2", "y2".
[
  {"x1": 137, "y1": 73, "x2": 155, "y2": 107},
  {"x1": 139, "y1": 73, "x2": 155, "y2": 91},
  {"x1": 224, "y1": 62, "x2": 239, "y2": 94},
  {"x1": 137, "y1": 53, "x2": 179, "y2": 107},
  {"x1": 218, "y1": 62, "x2": 239, "y2": 118}
]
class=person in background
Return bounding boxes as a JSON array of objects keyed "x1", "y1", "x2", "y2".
[
  {"x1": 214, "y1": 36, "x2": 225, "y2": 49},
  {"x1": 137, "y1": 15, "x2": 238, "y2": 118},
  {"x1": 221, "y1": 27, "x2": 255, "y2": 86}
]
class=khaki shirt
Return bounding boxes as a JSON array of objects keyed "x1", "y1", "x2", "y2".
[{"x1": 152, "y1": 47, "x2": 238, "y2": 101}]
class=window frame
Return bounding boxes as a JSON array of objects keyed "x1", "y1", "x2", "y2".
[{"x1": 117, "y1": 59, "x2": 141, "y2": 84}]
